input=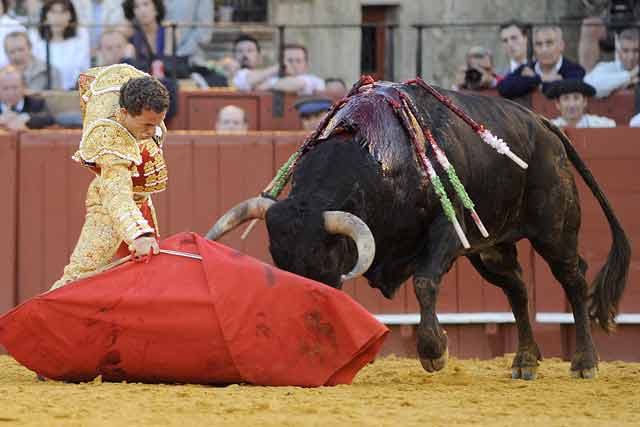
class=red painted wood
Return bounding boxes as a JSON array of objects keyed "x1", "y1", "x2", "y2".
[{"x1": 0, "y1": 132, "x2": 17, "y2": 312}]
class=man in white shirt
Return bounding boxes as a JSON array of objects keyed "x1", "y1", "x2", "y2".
[
  {"x1": 547, "y1": 79, "x2": 616, "y2": 128},
  {"x1": 258, "y1": 44, "x2": 325, "y2": 96},
  {"x1": 584, "y1": 28, "x2": 639, "y2": 98},
  {"x1": 231, "y1": 34, "x2": 278, "y2": 92},
  {"x1": 498, "y1": 20, "x2": 528, "y2": 75}
]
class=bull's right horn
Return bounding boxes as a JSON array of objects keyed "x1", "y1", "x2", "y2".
[
  {"x1": 205, "y1": 197, "x2": 275, "y2": 240},
  {"x1": 323, "y1": 211, "x2": 376, "y2": 282}
]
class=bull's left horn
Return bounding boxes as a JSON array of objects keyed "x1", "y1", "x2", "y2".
[
  {"x1": 323, "y1": 211, "x2": 376, "y2": 282},
  {"x1": 205, "y1": 197, "x2": 275, "y2": 240}
]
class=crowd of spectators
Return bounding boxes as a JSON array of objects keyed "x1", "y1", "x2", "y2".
[
  {"x1": 0, "y1": 1, "x2": 636, "y2": 132},
  {"x1": 455, "y1": 17, "x2": 640, "y2": 129}
]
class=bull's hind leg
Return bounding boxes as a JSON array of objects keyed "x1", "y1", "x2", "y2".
[
  {"x1": 413, "y1": 217, "x2": 459, "y2": 373},
  {"x1": 467, "y1": 244, "x2": 542, "y2": 380},
  {"x1": 531, "y1": 236, "x2": 598, "y2": 379}
]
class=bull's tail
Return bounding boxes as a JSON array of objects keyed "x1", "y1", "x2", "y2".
[{"x1": 543, "y1": 119, "x2": 631, "y2": 332}]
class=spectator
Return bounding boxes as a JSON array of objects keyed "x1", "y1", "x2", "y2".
[
  {"x1": 215, "y1": 105, "x2": 248, "y2": 132},
  {"x1": 258, "y1": 43, "x2": 325, "y2": 95},
  {"x1": 30, "y1": 0, "x2": 90, "y2": 90},
  {"x1": 69, "y1": 0, "x2": 128, "y2": 53},
  {"x1": 231, "y1": 33, "x2": 277, "y2": 92},
  {"x1": 122, "y1": 0, "x2": 173, "y2": 78},
  {"x1": 0, "y1": 65, "x2": 54, "y2": 129},
  {"x1": 96, "y1": 29, "x2": 129, "y2": 66},
  {"x1": 498, "y1": 20, "x2": 528, "y2": 74},
  {"x1": 629, "y1": 111, "x2": 640, "y2": 126},
  {"x1": 585, "y1": 28, "x2": 639, "y2": 98},
  {"x1": 164, "y1": 0, "x2": 213, "y2": 61},
  {"x1": 453, "y1": 46, "x2": 502, "y2": 91},
  {"x1": 0, "y1": 0, "x2": 26, "y2": 67},
  {"x1": 324, "y1": 77, "x2": 347, "y2": 98},
  {"x1": 294, "y1": 96, "x2": 331, "y2": 131},
  {"x1": 4, "y1": 30, "x2": 62, "y2": 90},
  {"x1": 498, "y1": 25, "x2": 585, "y2": 99},
  {"x1": 547, "y1": 79, "x2": 615, "y2": 128},
  {"x1": 578, "y1": 3, "x2": 640, "y2": 72}
]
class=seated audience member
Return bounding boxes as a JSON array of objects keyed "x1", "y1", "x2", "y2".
[
  {"x1": 30, "y1": 0, "x2": 90, "y2": 90},
  {"x1": 231, "y1": 34, "x2": 278, "y2": 92},
  {"x1": 498, "y1": 20, "x2": 528, "y2": 75},
  {"x1": 70, "y1": 0, "x2": 128, "y2": 54},
  {"x1": 122, "y1": 0, "x2": 173, "y2": 78},
  {"x1": 453, "y1": 46, "x2": 502, "y2": 91},
  {"x1": 324, "y1": 77, "x2": 347, "y2": 98},
  {"x1": 4, "y1": 30, "x2": 62, "y2": 90},
  {"x1": 498, "y1": 25, "x2": 585, "y2": 99},
  {"x1": 96, "y1": 29, "x2": 129, "y2": 66},
  {"x1": 0, "y1": 1, "x2": 26, "y2": 67},
  {"x1": 547, "y1": 79, "x2": 615, "y2": 128},
  {"x1": 0, "y1": 65, "x2": 54, "y2": 129},
  {"x1": 585, "y1": 28, "x2": 639, "y2": 98},
  {"x1": 215, "y1": 105, "x2": 248, "y2": 133},
  {"x1": 294, "y1": 96, "x2": 331, "y2": 131},
  {"x1": 164, "y1": 0, "x2": 213, "y2": 61},
  {"x1": 258, "y1": 43, "x2": 325, "y2": 96}
]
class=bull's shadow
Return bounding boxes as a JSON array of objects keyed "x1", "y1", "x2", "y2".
[{"x1": 207, "y1": 80, "x2": 630, "y2": 381}]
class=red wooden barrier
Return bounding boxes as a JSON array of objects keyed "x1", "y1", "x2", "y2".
[
  {"x1": 166, "y1": 90, "x2": 303, "y2": 132},
  {"x1": 0, "y1": 132, "x2": 17, "y2": 313}
]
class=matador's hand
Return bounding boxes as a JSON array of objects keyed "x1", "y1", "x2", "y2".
[{"x1": 130, "y1": 235, "x2": 160, "y2": 262}]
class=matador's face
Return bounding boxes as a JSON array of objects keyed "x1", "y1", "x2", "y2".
[{"x1": 121, "y1": 108, "x2": 166, "y2": 140}]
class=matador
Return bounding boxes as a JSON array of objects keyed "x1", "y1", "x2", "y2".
[{"x1": 50, "y1": 64, "x2": 171, "y2": 290}]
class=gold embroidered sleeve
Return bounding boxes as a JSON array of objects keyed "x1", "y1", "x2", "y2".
[
  {"x1": 74, "y1": 121, "x2": 142, "y2": 166},
  {"x1": 96, "y1": 154, "x2": 154, "y2": 245}
]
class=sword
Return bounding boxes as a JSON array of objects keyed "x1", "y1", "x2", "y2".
[{"x1": 159, "y1": 249, "x2": 203, "y2": 260}]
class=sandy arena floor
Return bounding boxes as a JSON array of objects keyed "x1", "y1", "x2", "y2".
[{"x1": 0, "y1": 354, "x2": 639, "y2": 426}]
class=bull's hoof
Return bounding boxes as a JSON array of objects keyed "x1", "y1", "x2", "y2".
[
  {"x1": 420, "y1": 348, "x2": 448, "y2": 373},
  {"x1": 511, "y1": 366, "x2": 538, "y2": 380},
  {"x1": 570, "y1": 367, "x2": 598, "y2": 379}
]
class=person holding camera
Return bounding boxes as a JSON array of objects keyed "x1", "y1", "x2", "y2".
[
  {"x1": 584, "y1": 28, "x2": 639, "y2": 97},
  {"x1": 498, "y1": 25, "x2": 586, "y2": 99},
  {"x1": 578, "y1": 0, "x2": 639, "y2": 72},
  {"x1": 452, "y1": 46, "x2": 502, "y2": 91}
]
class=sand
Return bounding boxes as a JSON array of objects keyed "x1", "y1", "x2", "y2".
[{"x1": 1, "y1": 354, "x2": 638, "y2": 426}]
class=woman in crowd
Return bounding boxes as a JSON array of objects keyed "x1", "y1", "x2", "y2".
[
  {"x1": 30, "y1": 0, "x2": 90, "y2": 90},
  {"x1": 121, "y1": 0, "x2": 173, "y2": 77}
]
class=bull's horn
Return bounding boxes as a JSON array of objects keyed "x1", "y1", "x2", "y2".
[
  {"x1": 205, "y1": 197, "x2": 275, "y2": 240},
  {"x1": 323, "y1": 211, "x2": 376, "y2": 282}
]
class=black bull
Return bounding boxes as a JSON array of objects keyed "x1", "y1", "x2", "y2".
[{"x1": 208, "y1": 82, "x2": 630, "y2": 380}]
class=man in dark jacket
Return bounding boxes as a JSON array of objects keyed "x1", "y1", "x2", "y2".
[
  {"x1": 0, "y1": 65, "x2": 53, "y2": 130},
  {"x1": 498, "y1": 25, "x2": 586, "y2": 99}
]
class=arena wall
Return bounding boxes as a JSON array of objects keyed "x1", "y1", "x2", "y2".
[{"x1": 1, "y1": 127, "x2": 638, "y2": 361}]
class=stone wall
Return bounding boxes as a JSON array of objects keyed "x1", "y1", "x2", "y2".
[{"x1": 267, "y1": 0, "x2": 588, "y2": 87}]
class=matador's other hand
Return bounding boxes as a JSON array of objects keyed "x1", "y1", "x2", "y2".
[{"x1": 131, "y1": 235, "x2": 160, "y2": 262}]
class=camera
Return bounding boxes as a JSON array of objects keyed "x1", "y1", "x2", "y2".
[
  {"x1": 464, "y1": 68, "x2": 484, "y2": 90},
  {"x1": 599, "y1": 0, "x2": 638, "y2": 52},
  {"x1": 607, "y1": 0, "x2": 637, "y2": 29}
]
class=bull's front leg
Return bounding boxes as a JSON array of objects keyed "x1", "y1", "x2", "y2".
[{"x1": 413, "y1": 218, "x2": 460, "y2": 373}]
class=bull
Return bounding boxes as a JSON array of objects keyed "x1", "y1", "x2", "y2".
[{"x1": 206, "y1": 79, "x2": 630, "y2": 380}]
